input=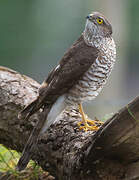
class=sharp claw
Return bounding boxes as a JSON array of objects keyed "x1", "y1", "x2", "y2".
[
  {"x1": 79, "y1": 124, "x2": 98, "y2": 131},
  {"x1": 78, "y1": 104, "x2": 103, "y2": 132},
  {"x1": 77, "y1": 118, "x2": 103, "y2": 132}
]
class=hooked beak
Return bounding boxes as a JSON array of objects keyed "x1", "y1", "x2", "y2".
[{"x1": 86, "y1": 15, "x2": 91, "y2": 20}]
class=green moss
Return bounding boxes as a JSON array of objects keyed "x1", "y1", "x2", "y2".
[{"x1": 0, "y1": 144, "x2": 51, "y2": 179}]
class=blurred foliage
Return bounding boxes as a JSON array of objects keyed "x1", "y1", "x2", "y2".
[
  {"x1": 0, "y1": 144, "x2": 19, "y2": 172},
  {"x1": 0, "y1": 144, "x2": 54, "y2": 180}
]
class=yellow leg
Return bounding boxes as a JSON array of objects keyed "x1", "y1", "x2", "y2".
[{"x1": 77, "y1": 104, "x2": 103, "y2": 131}]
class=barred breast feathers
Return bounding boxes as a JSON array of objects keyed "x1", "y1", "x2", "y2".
[{"x1": 66, "y1": 30, "x2": 116, "y2": 104}]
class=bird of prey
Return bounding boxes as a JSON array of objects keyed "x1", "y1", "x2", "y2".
[{"x1": 16, "y1": 11, "x2": 116, "y2": 171}]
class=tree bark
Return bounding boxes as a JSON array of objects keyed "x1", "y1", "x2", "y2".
[{"x1": 0, "y1": 66, "x2": 139, "y2": 180}]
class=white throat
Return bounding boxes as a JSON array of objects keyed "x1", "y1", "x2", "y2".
[
  {"x1": 83, "y1": 19, "x2": 115, "y2": 54},
  {"x1": 83, "y1": 19, "x2": 101, "y2": 46}
]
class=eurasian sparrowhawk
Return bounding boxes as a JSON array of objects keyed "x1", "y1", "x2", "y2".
[{"x1": 17, "y1": 11, "x2": 116, "y2": 171}]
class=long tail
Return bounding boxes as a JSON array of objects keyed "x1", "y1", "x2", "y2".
[
  {"x1": 16, "y1": 107, "x2": 51, "y2": 171},
  {"x1": 16, "y1": 95, "x2": 66, "y2": 171}
]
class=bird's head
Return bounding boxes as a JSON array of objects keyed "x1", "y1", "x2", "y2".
[{"x1": 84, "y1": 12, "x2": 112, "y2": 40}]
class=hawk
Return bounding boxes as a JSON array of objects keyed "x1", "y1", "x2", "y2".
[{"x1": 17, "y1": 12, "x2": 116, "y2": 171}]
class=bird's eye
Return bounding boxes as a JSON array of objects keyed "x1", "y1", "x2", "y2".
[{"x1": 97, "y1": 18, "x2": 103, "y2": 24}]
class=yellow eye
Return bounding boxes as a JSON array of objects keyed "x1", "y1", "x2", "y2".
[{"x1": 97, "y1": 18, "x2": 103, "y2": 24}]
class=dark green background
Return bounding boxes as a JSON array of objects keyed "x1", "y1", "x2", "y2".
[{"x1": 0, "y1": 0, "x2": 138, "y2": 118}]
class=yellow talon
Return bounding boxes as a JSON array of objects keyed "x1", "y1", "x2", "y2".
[
  {"x1": 77, "y1": 104, "x2": 103, "y2": 132},
  {"x1": 79, "y1": 124, "x2": 99, "y2": 132}
]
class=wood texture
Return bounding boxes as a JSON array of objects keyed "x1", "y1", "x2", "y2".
[{"x1": 0, "y1": 66, "x2": 139, "y2": 180}]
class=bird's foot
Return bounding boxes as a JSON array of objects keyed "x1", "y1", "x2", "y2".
[{"x1": 77, "y1": 115, "x2": 103, "y2": 132}]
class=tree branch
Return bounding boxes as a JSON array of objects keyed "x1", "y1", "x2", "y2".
[{"x1": 0, "y1": 66, "x2": 139, "y2": 180}]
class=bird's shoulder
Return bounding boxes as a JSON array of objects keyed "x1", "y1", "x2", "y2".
[
  {"x1": 39, "y1": 35, "x2": 99, "y2": 98},
  {"x1": 59, "y1": 34, "x2": 99, "y2": 67}
]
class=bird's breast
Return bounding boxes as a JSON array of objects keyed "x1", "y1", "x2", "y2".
[{"x1": 66, "y1": 40, "x2": 116, "y2": 105}]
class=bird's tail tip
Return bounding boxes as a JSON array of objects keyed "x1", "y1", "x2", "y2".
[
  {"x1": 16, "y1": 149, "x2": 32, "y2": 171},
  {"x1": 16, "y1": 158, "x2": 26, "y2": 172},
  {"x1": 15, "y1": 165, "x2": 22, "y2": 172},
  {"x1": 15, "y1": 160, "x2": 28, "y2": 172}
]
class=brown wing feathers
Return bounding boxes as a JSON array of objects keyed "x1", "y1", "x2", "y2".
[
  {"x1": 18, "y1": 35, "x2": 98, "y2": 120},
  {"x1": 16, "y1": 35, "x2": 99, "y2": 171}
]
